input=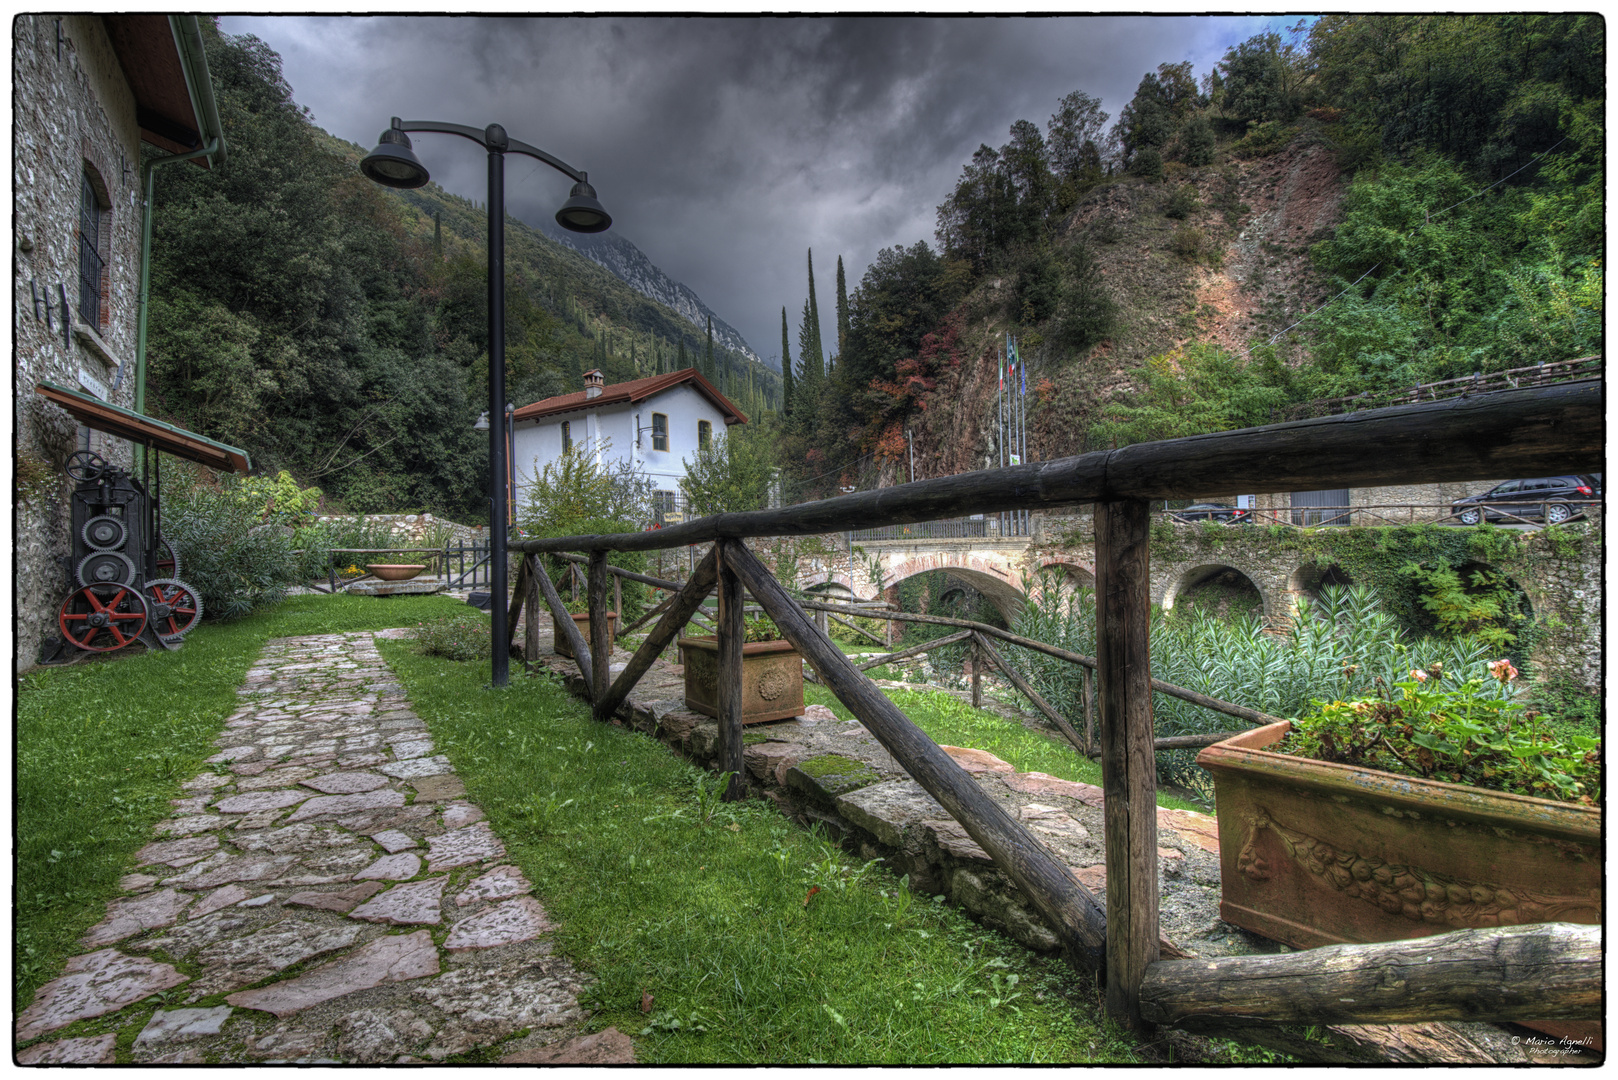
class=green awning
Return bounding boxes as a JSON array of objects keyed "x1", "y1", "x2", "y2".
[{"x1": 36, "y1": 381, "x2": 251, "y2": 473}]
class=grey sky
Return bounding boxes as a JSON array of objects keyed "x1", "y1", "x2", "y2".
[{"x1": 220, "y1": 14, "x2": 1298, "y2": 366}]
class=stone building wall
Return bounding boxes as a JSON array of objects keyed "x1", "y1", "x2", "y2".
[
  {"x1": 311, "y1": 513, "x2": 487, "y2": 547},
  {"x1": 14, "y1": 15, "x2": 148, "y2": 673}
]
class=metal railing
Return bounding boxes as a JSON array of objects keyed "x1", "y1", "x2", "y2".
[
  {"x1": 1152, "y1": 502, "x2": 1601, "y2": 530},
  {"x1": 1276, "y1": 356, "x2": 1601, "y2": 422},
  {"x1": 852, "y1": 515, "x2": 1031, "y2": 541}
]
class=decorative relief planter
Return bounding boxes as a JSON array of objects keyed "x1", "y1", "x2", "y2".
[
  {"x1": 677, "y1": 636, "x2": 805, "y2": 725},
  {"x1": 552, "y1": 611, "x2": 617, "y2": 659},
  {"x1": 1199, "y1": 720, "x2": 1601, "y2": 1046}
]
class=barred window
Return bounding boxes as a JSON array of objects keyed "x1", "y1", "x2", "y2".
[{"x1": 78, "y1": 170, "x2": 108, "y2": 328}]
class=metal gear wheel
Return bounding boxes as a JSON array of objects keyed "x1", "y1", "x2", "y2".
[
  {"x1": 77, "y1": 550, "x2": 137, "y2": 589},
  {"x1": 58, "y1": 583, "x2": 149, "y2": 652},
  {"x1": 143, "y1": 578, "x2": 203, "y2": 642},
  {"x1": 155, "y1": 535, "x2": 181, "y2": 578},
  {"x1": 82, "y1": 514, "x2": 128, "y2": 551}
]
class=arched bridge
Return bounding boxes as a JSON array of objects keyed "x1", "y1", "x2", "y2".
[{"x1": 793, "y1": 515, "x2": 1360, "y2": 627}]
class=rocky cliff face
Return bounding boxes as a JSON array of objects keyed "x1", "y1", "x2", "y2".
[
  {"x1": 537, "y1": 223, "x2": 764, "y2": 367},
  {"x1": 914, "y1": 136, "x2": 1351, "y2": 475}
]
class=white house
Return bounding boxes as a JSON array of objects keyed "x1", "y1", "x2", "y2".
[{"x1": 510, "y1": 367, "x2": 746, "y2": 522}]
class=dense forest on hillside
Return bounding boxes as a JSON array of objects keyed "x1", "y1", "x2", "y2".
[
  {"x1": 775, "y1": 14, "x2": 1603, "y2": 496},
  {"x1": 145, "y1": 22, "x2": 776, "y2": 520}
]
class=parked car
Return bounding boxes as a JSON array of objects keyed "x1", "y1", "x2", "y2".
[
  {"x1": 1450, "y1": 475, "x2": 1601, "y2": 525},
  {"x1": 1171, "y1": 502, "x2": 1250, "y2": 525}
]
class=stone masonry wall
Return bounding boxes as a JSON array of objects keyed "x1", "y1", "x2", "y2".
[{"x1": 14, "y1": 16, "x2": 148, "y2": 674}]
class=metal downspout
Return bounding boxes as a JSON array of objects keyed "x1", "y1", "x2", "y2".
[{"x1": 131, "y1": 16, "x2": 226, "y2": 470}]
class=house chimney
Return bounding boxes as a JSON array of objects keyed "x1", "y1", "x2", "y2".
[{"x1": 583, "y1": 369, "x2": 604, "y2": 399}]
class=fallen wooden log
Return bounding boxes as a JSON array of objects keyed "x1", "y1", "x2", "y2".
[{"x1": 1139, "y1": 922, "x2": 1602, "y2": 1028}]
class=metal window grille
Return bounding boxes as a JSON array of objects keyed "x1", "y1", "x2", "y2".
[
  {"x1": 78, "y1": 172, "x2": 104, "y2": 328},
  {"x1": 1291, "y1": 489, "x2": 1352, "y2": 527}
]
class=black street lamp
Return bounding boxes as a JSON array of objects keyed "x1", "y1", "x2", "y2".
[{"x1": 362, "y1": 118, "x2": 610, "y2": 687}]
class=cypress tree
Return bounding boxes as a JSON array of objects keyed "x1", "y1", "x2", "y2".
[
  {"x1": 835, "y1": 255, "x2": 851, "y2": 368},
  {"x1": 677, "y1": 337, "x2": 688, "y2": 372},
  {"x1": 433, "y1": 210, "x2": 442, "y2": 257},
  {"x1": 704, "y1": 315, "x2": 716, "y2": 383},
  {"x1": 779, "y1": 306, "x2": 794, "y2": 416},
  {"x1": 804, "y1": 249, "x2": 824, "y2": 375}
]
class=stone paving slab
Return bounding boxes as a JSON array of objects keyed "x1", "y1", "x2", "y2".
[{"x1": 14, "y1": 630, "x2": 601, "y2": 1065}]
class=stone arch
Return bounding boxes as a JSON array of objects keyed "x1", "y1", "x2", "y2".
[
  {"x1": 1161, "y1": 562, "x2": 1268, "y2": 618},
  {"x1": 1287, "y1": 561, "x2": 1354, "y2": 611},
  {"x1": 881, "y1": 555, "x2": 1027, "y2": 622},
  {"x1": 1035, "y1": 559, "x2": 1096, "y2": 596}
]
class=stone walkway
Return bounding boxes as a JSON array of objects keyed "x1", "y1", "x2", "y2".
[{"x1": 15, "y1": 631, "x2": 632, "y2": 1065}]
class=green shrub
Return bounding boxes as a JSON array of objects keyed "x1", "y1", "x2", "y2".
[
  {"x1": 414, "y1": 610, "x2": 492, "y2": 662},
  {"x1": 1164, "y1": 184, "x2": 1200, "y2": 220},
  {"x1": 161, "y1": 486, "x2": 300, "y2": 620},
  {"x1": 1131, "y1": 147, "x2": 1164, "y2": 180},
  {"x1": 1287, "y1": 661, "x2": 1598, "y2": 804},
  {"x1": 1169, "y1": 225, "x2": 1211, "y2": 262}
]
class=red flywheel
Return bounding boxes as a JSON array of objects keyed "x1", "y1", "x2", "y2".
[{"x1": 58, "y1": 584, "x2": 149, "y2": 653}]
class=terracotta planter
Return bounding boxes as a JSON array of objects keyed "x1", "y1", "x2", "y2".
[
  {"x1": 365, "y1": 564, "x2": 426, "y2": 581},
  {"x1": 552, "y1": 611, "x2": 617, "y2": 659},
  {"x1": 677, "y1": 636, "x2": 805, "y2": 725},
  {"x1": 1200, "y1": 720, "x2": 1601, "y2": 1047}
]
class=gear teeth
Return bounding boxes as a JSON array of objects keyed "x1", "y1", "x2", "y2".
[{"x1": 143, "y1": 577, "x2": 203, "y2": 642}]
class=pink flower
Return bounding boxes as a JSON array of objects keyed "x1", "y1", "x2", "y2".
[
  {"x1": 1409, "y1": 669, "x2": 1427, "y2": 683},
  {"x1": 1488, "y1": 659, "x2": 1519, "y2": 683}
]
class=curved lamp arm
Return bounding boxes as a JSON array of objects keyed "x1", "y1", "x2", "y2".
[{"x1": 394, "y1": 118, "x2": 586, "y2": 182}]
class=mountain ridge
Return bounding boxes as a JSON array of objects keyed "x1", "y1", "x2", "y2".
[{"x1": 534, "y1": 221, "x2": 765, "y2": 368}]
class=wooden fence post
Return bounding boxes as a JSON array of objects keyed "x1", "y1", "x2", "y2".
[
  {"x1": 970, "y1": 638, "x2": 982, "y2": 708},
  {"x1": 715, "y1": 540, "x2": 747, "y2": 802},
  {"x1": 524, "y1": 561, "x2": 540, "y2": 665},
  {"x1": 1082, "y1": 667, "x2": 1095, "y2": 755},
  {"x1": 1096, "y1": 497, "x2": 1158, "y2": 1030},
  {"x1": 588, "y1": 551, "x2": 611, "y2": 707}
]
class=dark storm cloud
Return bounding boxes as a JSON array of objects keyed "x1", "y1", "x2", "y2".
[{"x1": 222, "y1": 14, "x2": 1290, "y2": 364}]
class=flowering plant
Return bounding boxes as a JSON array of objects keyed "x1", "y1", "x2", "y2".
[{"x1": 1285, "y1": 661, "x2": 1599, "y2": 804}]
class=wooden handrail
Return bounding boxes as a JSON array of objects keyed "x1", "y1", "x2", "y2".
[{"x1": 510, "y1": 382, "x2": 1600, "y2": 554}]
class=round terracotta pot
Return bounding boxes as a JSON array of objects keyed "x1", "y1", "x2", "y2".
[{"x1": 365, "y1": 564, "x2": 426, "y2": 581}]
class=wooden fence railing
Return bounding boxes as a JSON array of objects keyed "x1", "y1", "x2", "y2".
[{"x1": 502, "y1": 381, "x2": 1602, "y2": 1041}]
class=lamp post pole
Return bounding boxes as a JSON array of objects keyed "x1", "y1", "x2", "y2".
[{"x1": 361, "y1": 118, "x2": 610, "y2": 688}]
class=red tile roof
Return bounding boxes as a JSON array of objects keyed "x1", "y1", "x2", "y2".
[{"x1": 511, "y1": 367, "x2": 748, "y2": 424}]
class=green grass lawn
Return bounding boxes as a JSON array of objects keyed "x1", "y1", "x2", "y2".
[
  {"x1": 14, "y1": 593, "x2": 468, "y2": 1011},
  {"x1": 801, "y1": 685, "x2": 1205, "y2": 813},
  {"x1": 381, "y1": 640, "x2": 1140, "y2": 1063}
]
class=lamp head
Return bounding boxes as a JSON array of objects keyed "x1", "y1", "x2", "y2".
[
  {"x1": 555, "y1": 177, "x2": 611, "y2": 233},
  {"x1": 361, "y1": 125, "x2": 429, "y2": 189}
]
